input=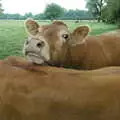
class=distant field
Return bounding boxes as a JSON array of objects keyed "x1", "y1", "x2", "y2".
[{"x1": 0, "y1": 20, "x2": 118, "y2": 59}]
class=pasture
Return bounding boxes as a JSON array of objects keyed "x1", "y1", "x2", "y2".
[{"x1": 0, "y1": 20, "x2": 118, "y2": 59}]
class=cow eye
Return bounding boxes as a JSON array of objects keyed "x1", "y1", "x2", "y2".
[{"x1": 62, "y1": 34, "x2": 69, "y2": 39}]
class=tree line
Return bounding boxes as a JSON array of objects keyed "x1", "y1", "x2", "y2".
[
  {"x1": 0, "y1": 2, "x2": 93, "y2": 20},
  {"x1": 0, "y1": 0, "x2": 120, "y2": 25},
  {"x1": 85, "y1": 0, "x2": 120, "y2": 25},
  {"x1": 0, "y1": 10, "x2": 93, "y2": 20}
]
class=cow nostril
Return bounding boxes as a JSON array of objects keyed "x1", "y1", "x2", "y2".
[{"x1": 36, "y1": 41, "x2": 45, "y2": 48}]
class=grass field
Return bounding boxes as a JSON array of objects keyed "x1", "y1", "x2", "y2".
[{"x1": 0, "y1": 20, "x2": 118, "y2": 59}]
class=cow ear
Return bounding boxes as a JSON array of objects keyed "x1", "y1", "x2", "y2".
[
  {"x1": 70, "y1": 26, "x2": 90, "y2": 45},
  {"x1": 25, "y1": 18, "x2": 39, "y2": 35}
]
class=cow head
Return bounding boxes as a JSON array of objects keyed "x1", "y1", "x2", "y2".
[{"x1": 23, "y1": 19, "x2": 90, "y2": 65}]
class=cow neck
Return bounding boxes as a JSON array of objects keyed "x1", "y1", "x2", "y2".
[
  {"x1": 66, "y1": 40, "x2": 87, "y2": 67},
  {"x1": 63, "y1": 45, "x2": 72, "y2": 66},
  {"x1": 59, "y1": 44, "x2": 71, "y2": 66}
]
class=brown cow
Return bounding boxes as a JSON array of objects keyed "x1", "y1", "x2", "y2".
[
  {"x1": 1, "y1": 56, "x2": 120, "y2": 120},
  {"x1": 24, "y1": 19, "x2": 120, "y2": 70}
]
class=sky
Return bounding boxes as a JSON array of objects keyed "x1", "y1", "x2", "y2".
[{"x1": 2, "y1": 0, "x2": 87, "y2": 15}]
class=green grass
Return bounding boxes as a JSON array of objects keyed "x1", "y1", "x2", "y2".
[
  {"x1": 0, "y1": 20, "x2": 26, "y2": 59},
  {"x1": 0, "y1": 20, "x2": 118, "y2": 59}
]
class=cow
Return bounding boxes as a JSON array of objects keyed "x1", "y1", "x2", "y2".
[
  {"x1": 23, "y1": 19, "x2": 120, "y2": 70},
  {"x1": 1, "y1": 56, "x2": 120, "y2": 120}
]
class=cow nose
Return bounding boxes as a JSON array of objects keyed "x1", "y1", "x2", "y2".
[{"x1": 36, "y1": 41, "x2": 45, "y2": 48}]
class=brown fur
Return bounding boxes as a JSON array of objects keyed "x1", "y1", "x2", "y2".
[
  {"x1": 1, "y1": 56, "x2": 120, "y2": 120},
  {"x1": 70, "y1": 33, "x2": 120, "y2": 69},
  {"x1": 24, "y1": 19, "x2": 120, "y2": 70}
]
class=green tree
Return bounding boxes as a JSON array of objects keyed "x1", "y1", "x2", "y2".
[
  {"x1": 44, "y1": 3, "x2": 64, "y2": 20},
  {"x1": 34, "y1": 13, "x2": 45, "y2": 20},
  {"x1": 61, "y1": 9, "x2": 93, "y2": 20},
  {"x1": 85, "y1": 0, "x2": 105, "y2": 22},
  {"x1": 102, "y1": 0, "x2": 120, "y2": 24},
  {"x1": 24, "y1": 12, "x2": 33, "y2": 19},
  {"x1": 0, "y1": 0, "x2": 4, "y2": 14}
]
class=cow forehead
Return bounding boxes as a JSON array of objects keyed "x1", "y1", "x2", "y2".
[
  {"x1": 39, "y1": 24, "x2": 68, "y2": 36},
  {"x1": 29, "y1": 24, "x2": 69, "y2": 42}
]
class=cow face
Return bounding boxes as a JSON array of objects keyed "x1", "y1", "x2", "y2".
[{"x1": 23, "y1": 19, "x2": 89, "y2": 65}]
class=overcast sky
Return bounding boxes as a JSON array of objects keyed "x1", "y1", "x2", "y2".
[{"x1": 2, "y1": 0, "x2": 87, "y2": 15}]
